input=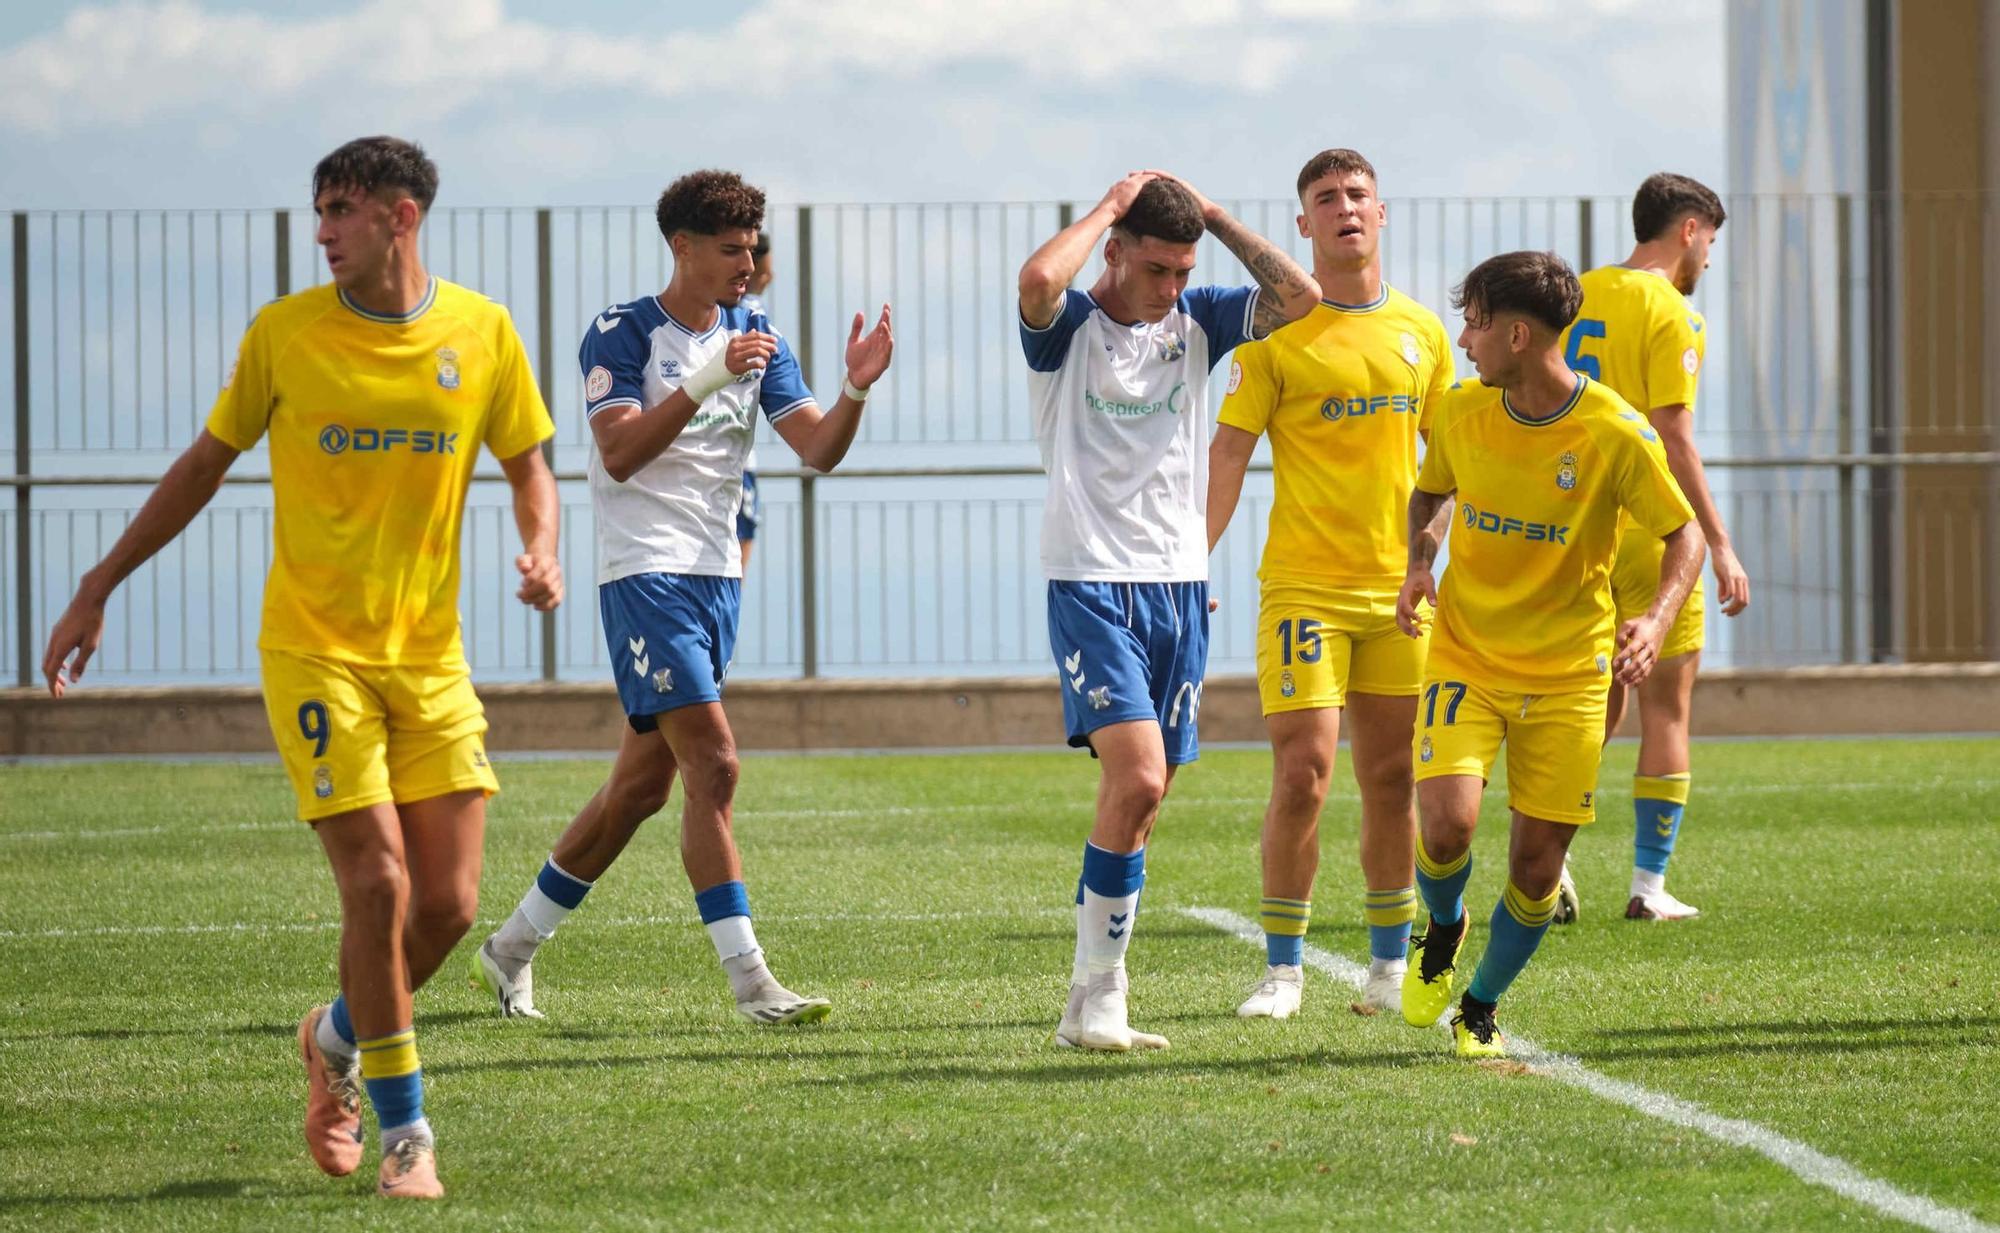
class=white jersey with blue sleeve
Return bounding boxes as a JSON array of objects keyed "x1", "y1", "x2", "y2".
[
  {"x1": 1021, "y1": 286, "x2": 1258, "y2": 581},
  {"x1": 581, "y1": 296, "x2": 812, "y2": 582}
]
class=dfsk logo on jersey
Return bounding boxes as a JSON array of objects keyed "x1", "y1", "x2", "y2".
[{"x1": 319, "y1": 426, "x2": 459, "y2": 456}]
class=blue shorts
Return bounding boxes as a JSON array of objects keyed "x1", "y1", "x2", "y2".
[
  {"x1": 736, "y1": 471, "x2": 762, "y2": 542},
  {"x1": 1047, "y1": 580, "x2": 1209, "y2": 765},
  {"x1": 599, "y1": 573, "x2": 741, "y2": 732}
]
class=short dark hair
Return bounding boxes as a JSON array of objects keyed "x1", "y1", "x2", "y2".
[
  {"x1": 1452, "y1": 251, "x2": 1582, "y2": 334},
  {"x1": 311, "y1": 136, "x2": 438, "y2": 213},
  {"x1": 1632, "y1": 172, "x2": 1726, "y2": 242},
  {"x1": 1114, "y1": 178, "x2": 1205, "y2": 245},
  {"x1": 1296, "y1": 148, "x2": 1377, "y2": 198},
  {"x1": 656, "y1": 170, "x2": 765, "y2": 241},
  {"x1": 751, "y1": 230, "x2": 771, "y2": 258}
]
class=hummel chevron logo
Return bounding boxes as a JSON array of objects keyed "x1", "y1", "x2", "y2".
[
  {"x1": 1063, "y1": 651, "x2": 1081, "y2": 673},
  {"x1": 1066, "y1": 650, "x2": 1085, "y2": 692},
  {"x1": 1109, "y1": 913, "x2": 1128, "y2": 925},
  {"x1": 628, "y1": 636, "x2": 646, "y2": 656},
  {"x1": 596, "y1": 313, "x2": 622, "y2": 334},
  {"x1": 1108, "y1": 911, "x2": 1129, "y2": 939}
]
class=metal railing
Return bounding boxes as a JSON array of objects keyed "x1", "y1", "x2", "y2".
[{"x1": 4, "y1": 194, "x2": 1996, "y2": 685}]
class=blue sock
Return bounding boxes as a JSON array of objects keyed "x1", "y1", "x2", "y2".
[
  {"x1": 694, "y1": 880, "x2": 752, "y2": 924},
  {"x1": 537, "y1": 857, "x2": 592, "y2": 909},
  {"x1": 357, "y1": 1027, "x2": 425, "y2": 1134},
  {"x1": 1260, "y1": 897, "x2": 1309, "y2": 966},
  {"x1": 1633, "y1": 772, "x2": 1692, "y2": 876},
  {"x1": 1414, "y1": 834, "x2": 1472, "y2": 928},
  {"x1": 328, "y1": 995, "x2": 356, "y2": 1047},
  {"x1": 1466, "y1": 881, "x2": 1561, "y2": 1003},
  {"x1": 1363, "y1": 887, "x2": 1418, "y2": 962}
]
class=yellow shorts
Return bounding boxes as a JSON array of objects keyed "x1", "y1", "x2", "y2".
[
  {"x1": 1411, "y1": 677, "x2": 1606, "y2": 825},
  {"x1": 260, "y1": 649, "x2": 498, "y2": 822},
  {"x1": 1255, "y1": 583, "x2": 1429, "y2": 715},
  {"x1": 1612, "y1": 529, "x2": 1705, "y2": 660}
]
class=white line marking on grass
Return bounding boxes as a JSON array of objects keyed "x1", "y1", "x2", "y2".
[
  {"x1": 1181, "y1": 906, "x2": 1998, "y2": 1233},
  {"x1": 0, "y1": 907, "x2": 1064, "y2": 942}
]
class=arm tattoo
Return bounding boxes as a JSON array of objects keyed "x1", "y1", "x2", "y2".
[
  {"x1": 1407, "y1": 490, "x2": 1451, "y2": 569},
  {"x1": 1207, "y1": 214, "x2": 1312, "y2": 336}
]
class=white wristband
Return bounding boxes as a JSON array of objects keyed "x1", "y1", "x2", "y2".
[
  {"x1": 681, "y1": 348, "x2": 739, "y2": 404},
  {"x1": 842, "y1": 377, "x2": 870, "y2": 402}
]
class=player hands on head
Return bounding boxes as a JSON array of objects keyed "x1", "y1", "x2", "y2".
[
  {"x1": 1019, "y1": 170, "x2": 1320, "y2": 1053},
  {"x1": 472, "y1": 168, "x2": 891, "y2": 1034},
  {"x1": 1394, "y1": 250, "x2": 1702, "y2": 1060}
]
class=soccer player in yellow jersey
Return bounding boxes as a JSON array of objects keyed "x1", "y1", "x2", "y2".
[
  {"x1": 1395, "y1": 252, "x2": 1702, "y2": 1057},
  {"x1": 1559, "y1": 173, "x2": 1746, "y2": 923},
  {"x1": 1208, "y1": 149, "x2": 1454, "y2": 1018},
  {"x1": 40, "y1": 137, "x2": 561, "y2": 1198}
]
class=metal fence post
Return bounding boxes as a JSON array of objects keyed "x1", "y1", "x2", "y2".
[
  {"x1": 274, "y1": 209, "x2": 290, "y2": 297},
  {"x1": 1577, "y1": 197, "x2": 1593, "y2": 273},
  {"x1": 1835, "y1": 195, "x2": 1857, "y2": 662},
  {"x1": 12, "y1": 213, "x2": 29, "y2": 687},
  {"x1": 536, "y1": 208, "x2": 557, "y2": 681},
  {"x1": 796, "y1": 205, "x2": 817, "y2": 679}
]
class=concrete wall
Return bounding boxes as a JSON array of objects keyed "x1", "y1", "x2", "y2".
[{"x1": 4, "y1": 668, "x2": 1994, "y2": 759}]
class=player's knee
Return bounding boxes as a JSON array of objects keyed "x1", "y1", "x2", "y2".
[
  {"x1": 608, "y1": 771, "x2": 673, "y2": 822},
  {"x1": 1354, "y1": 754, "x2": 1414, "y2": 809},
  {"x1": 680, "y1": 744, "x2": 740, "y2": 806},
  {"x1": 409, "y1": 883, "x2": 478, "y2": 943},
  {"x1": 1110, "y1": 764, "x2": 1169, "y2": 822},
  {"x1": 1270, "y1": 751, "x2": 1331, "y2": 814},
  {"x1": 340, "y1": 852, "x2": 410, "y2": 929}
]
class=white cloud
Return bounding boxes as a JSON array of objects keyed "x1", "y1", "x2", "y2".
[{"x1": 0, "y1": 0, "x2": 1709, "y2": 136}]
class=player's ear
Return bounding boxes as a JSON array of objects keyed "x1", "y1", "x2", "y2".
[
  {"x1": 1103, "y1": 233, "x2": 1122, "y2": 268},
  {"x1": 392, "y1": 197, "x2": 421, "y2": 236},
  {"x1": 1295, "y1": 212, "x2": 1310, "y2": 241}
]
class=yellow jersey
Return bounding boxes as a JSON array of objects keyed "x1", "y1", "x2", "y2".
[
  {"x1": 1416, "y1": 375, "x2": 1693, "y2": 693},
  {"x1": 1217, "y1": 287, "x2": 1455, "y2": 589},
  {"x1": 206, "y1": 278, "x2": 554, "y2": 667},
  {"x1": 1562, "y1": 265, "x2": 1705, "y2": 415}
]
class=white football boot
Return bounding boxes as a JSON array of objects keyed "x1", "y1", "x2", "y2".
[
  {"x1": 1235, "y1": 964, "x2": 1304, "y2": 1019},
  {"x1": 1078, "y1": 968, "x2": 1169, "y2": 1052},
  {"x1": 1554, "y1": 860, "x2": 1580, "y2": 925},
  {"x1": 732, "y1": 963, "x2": 832, "y2": 1026},
  {"x1": 1361, "y1": 959, "x2": 1406, "y2": 1012},
  {"x1": 470, "y1": 938, "x2": 545, "y2": 1020}
]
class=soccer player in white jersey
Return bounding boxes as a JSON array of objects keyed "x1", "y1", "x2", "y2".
[
  {"x1": 1019, "y1": 172, "x2": 1320, "y2": 1051},
  {"x1": 473, "y1": 170, "x2": 893, "y2": 1025}
]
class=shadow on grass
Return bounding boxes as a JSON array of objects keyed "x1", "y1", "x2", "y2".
[
  {"x1": 0, "y1": 1021, "x2": 294, "y2": 1044},
  {"x1": 1570, "y1": 1012, "x2": 2000, "y2": 1063},
  {"x1": 0, "y1": 1177, "x2": 324, "y2": 1208},
  {"x1": 804, "y1": 1045, "x2": 1439, "y2": 1088}
]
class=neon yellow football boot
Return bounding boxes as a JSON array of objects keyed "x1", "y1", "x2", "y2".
[{"x1": 1401, "y1": 912, "x2": 1468, "y2": 1028}]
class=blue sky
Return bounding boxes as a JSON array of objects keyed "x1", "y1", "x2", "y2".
[{"x1": 0, "y1": 0, "x2": 1725, "y2": 210}]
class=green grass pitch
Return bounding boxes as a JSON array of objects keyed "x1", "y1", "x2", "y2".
[{"x1": 1, "y1": 737, "x2": 1996, "y2": 1231}]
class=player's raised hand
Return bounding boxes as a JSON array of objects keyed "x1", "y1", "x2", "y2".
[
  {"x1": 1613, "y1": 614, "x2": 1665, "y2": 684},
  {"x1": 1095, "y1": 172, "x2": 1158, "y2": 219},
  {"x1": 41, "y1": 590, "x2": 107, "y2": 698},
  {"x1": 1396, "y1": 569, "x2": 1436, "y2": 638},
  {"x1": 516, "y1": 552, "x2": 564, "y2": 613},
  {"x1": 1712, "y1": 541, "x2": 1751, "y2": 616},
  {"x1": 845, "y1": 304, "x2": 893, "y2": 391},
  {"x1": 724, "y1": 330, "x2": 778, "y2": 376}
]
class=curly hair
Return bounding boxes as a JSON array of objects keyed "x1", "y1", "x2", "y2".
[
  {"x1": 1452, "y1": 251, "x2": 1582, "y2": 334},
  {"x1": 656, "y1": 170, "x2": 766, "y2": 241},
  {"x1": 1296, "y1": 148, "x2": 1377, "y2": 197},
  {"x1": 311, "y1": 136, "x2": 438, "y2": 212},
  {"x1": 1632, "y1": 172, "x2": 1726, "y2": 242},
  {"x1": 1114, "y1": 178, "x2": 1205, "y2": 245}
]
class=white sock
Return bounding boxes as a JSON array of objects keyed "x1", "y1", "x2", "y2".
[
  {"x1": 1632, "y1": 868, "x2": 1666, "y2": 898},
  {"x1": 1082, "y1": 888, "x2": 1139, "y2": 975},
  {"x1": 706, "y1": 913, "x2": 760, "y2": 964},
  {"x1": 1368, "y1": 956, "x2": 1406, "y2": 978},
  {"x1": 1070, "y1": 902, "x2": 1089, "y2": 986},
  {"x1": 491, "y1": 868, "x2": 589, "y2": 965},
  {"x1": 315, "y1": 1011, "x2": 356, "y2": 1066},
  {"x1": 381, "y1": 1116, "x2": 433, "y2": 1154}
]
